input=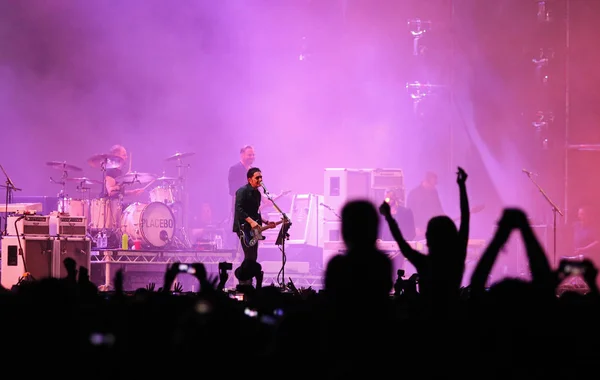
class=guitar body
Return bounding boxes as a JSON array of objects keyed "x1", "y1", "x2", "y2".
[
  {"x1": 240, "y1": 225, "x2": 265, "y2": 247},
  {"x1": 239, "y1": 219, "x2": 286, "y2": 248}
]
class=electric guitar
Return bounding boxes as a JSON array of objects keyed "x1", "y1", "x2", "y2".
[
  {"x1": 240, "y1": 218, "x2": 288, "y2": 247},
  {"x1": 259, "y1": 189, "x2": 292, "y2": 212}
]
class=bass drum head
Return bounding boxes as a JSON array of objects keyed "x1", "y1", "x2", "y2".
[{"x1": 139, "y1": 202, "x2": 176, "y2": 248}]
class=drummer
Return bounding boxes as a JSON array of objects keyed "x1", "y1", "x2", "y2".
[{"x1": 104, "y1": 145, "x2": 145, "y2": 198}]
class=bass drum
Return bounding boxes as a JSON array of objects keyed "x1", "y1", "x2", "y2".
[{"x1": 121, "y1": 202, "x2": 176, "y2": 248}]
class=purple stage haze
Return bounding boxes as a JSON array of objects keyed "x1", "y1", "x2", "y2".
[{"x1": 1, "y1": 0, "x2": 599, "y2": 280}]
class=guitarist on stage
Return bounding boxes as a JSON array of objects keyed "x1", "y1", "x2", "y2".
[{"x1": 233, "y1": 167, "x2": 277, "y2": 286}]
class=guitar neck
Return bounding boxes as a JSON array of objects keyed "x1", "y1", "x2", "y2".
[{"x1": 259, "y1": 220, "x2": 283, "y2": 231}]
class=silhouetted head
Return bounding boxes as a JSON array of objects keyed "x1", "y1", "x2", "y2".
[
  {"x1": 342, "y1": 200, "x2": 379, "y2": 250},
  {"x1": 425, "y1": 215, "x2": 458, "y2": 254},
  {"x1": 235, "y1": 261, "x2": 262, "y2": 282}
]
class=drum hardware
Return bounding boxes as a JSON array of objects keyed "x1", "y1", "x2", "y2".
[
  {"x1": 155, "y1": 175, "x2": 177, "y2": 181},
  {"x1": 48, "y1": 161, "x2": 81, "y2": 214},
  {"x1": 164, "y1": 152, "x2": 195, "y2": 162},
  {"x1": 116, "y1": 171, "x2": 157, "y2": 185},
  {"x1": 46, "y1": 161, "x2": 83, "y2": 172},
  {"x1": 164, "y1": 152, "x2": 195, "y2": 248},
  {"x1": 86, "y1": 154, "x2": 124, "y2": 169},
  {"x1": 87, "y1": 153, "x2": 125, "y2": 200},
  {"x1": 66, "y1": 177, "x2": 102, "y2": 186}
]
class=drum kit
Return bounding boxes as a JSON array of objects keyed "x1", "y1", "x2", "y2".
[{"x1": 47, "y1": 151, "x2": 196, "y2": 250}]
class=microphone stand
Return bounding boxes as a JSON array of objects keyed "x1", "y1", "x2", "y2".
[
  {"x1": 1, "y1": 164, "x2": 22, "y2": 237},
  {"x1": 320, "y1": 202, "x2": 342, "y2": 220},
  {"x1": 261, "y1": 184, "x2": 292, "y2": 290},
  {"x1": 524, "y1": 170, "x2": 563, "y2": 267}
]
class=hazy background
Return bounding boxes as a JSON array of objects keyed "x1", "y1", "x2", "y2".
[{"x1": 1, "y1": 0, "x2": 599, "y2": 262}]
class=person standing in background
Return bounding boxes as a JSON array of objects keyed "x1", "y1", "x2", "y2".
[
  {"x1": 228, "y1": 145, "x2": 256, "y2": 201},
  {"x1": 406, "y1": 171, "x2": 444, "y2": 240},
  {"x1": 226, "y1": 145, "x2": 256, "y2": 252}
]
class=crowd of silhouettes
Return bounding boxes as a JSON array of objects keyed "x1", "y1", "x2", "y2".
[{"x1": 1, "y1": 166, "x2": 599, "y2": 377}]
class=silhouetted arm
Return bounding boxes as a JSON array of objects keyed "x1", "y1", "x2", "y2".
[
  {"x1": 380, "y1": 202, "x2": 424, "y2": 267},
  {"x1": 470, "y1": 212, "x2": 514, "y2": 297},
  {"x1": 456, "y1": 167, "x2": 470, "y2": 255},
  {"x1": 517, "y1": 214, "x2": 555, "y2": 290}
]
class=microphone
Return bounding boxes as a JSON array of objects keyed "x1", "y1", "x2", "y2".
[
  {"x1": 522, "y1": 168, "x2": 538, "y2": 176},
  {"x1": 260, "y1": 181, "x2": 270, "y2": 194}
]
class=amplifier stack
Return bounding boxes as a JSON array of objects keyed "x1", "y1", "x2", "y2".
[
  {"x1": 321, "y1": 167, "x2": 406, "y2": 269},
  {"x1": 1, "y1": 213, "x2": 91, "y2": 289}
]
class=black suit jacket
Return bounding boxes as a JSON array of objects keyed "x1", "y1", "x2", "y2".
[
  {"x1": 228, "y1": 162, "x2": 248, "y2": 197},
  {"x1": 233, "y1": 184, "x2": 262, "y2": 233}
]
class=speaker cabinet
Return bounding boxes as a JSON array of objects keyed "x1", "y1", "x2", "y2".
[
  {"x1": 52, "y1": 238, "x2": 92, "y2": 278},
  {"x1": 1, "y1": 236, "x2": 54, "y2": 288},
  {"x1": 324, "y1": 168, "x2": 372, "y2": 219},
  {"x1": 0, "y1": 236, "x2": 91, "y2": 288}
]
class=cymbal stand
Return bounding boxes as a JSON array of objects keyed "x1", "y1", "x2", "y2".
[
  {"x1": 100, "y1": 159, "x2": 109, "y2": 198},
  {"x1": 173, "y1": 157, "x2": 192, "y2": 248},
  {"x1": 50, "y1": 165, "x2": 69, "y2": 213}
]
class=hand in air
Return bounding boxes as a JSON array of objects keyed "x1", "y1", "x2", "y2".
[
  {"x1": 457, "y1": 166, "x2": 468, "y2": 184},
  {"x1": 173, "y1": 281, "x2": 184, "y2": 293},
  {"x1": 379, "y1": 201, "x2": 391, "y2": 217},
  {"x1": 498, "y1": 208, "x2": 528, "y2": 229}
]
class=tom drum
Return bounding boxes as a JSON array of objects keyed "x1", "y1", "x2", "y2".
[
  {"x1": 149, "y1": 185, "x2": 175, "y2": 204},
  {"x1": 89, "y1": 198, "x2": 122, "y2": 230},
  {"x1": 121, "y1": 202, "x2": 176, "y2": 248},
  {"x1": 57, "y1": 198, "x2": 89, "y2": 217}
]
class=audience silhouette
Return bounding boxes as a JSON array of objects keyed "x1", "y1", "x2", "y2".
[{"x1": 0, "y1": 167, "x2": 597, "y2": 378}]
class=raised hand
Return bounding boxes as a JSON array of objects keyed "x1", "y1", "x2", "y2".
[
  {"x1": 498, "y1": 208, "x2": 528, "y2": 229},
  {"x1": 191, "y1": 263, "x2": 208, "y2": 282},
  {"x1": 379, "y1": 201, "x2": 392, "y2": 217},
  {"x1": 162, "y1": 263, "x2": 180, "y2": 293},
  {"x1": 173, "y1": 281, "x2": 184, "y2": 293},
  {"x1": 145, "y1": 282, "x2": 156, "y2": 292},
  {"x1": 457, "y1": 166, "x2": 468, "y2": 184}
]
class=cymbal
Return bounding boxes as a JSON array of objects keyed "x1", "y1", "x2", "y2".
[
  {"x1": 87, "y1": 154, "x2": 124, "y2": 169},
  {"x1": 116, "y1": 171, "x2": 156, "y2": 184},
  {"x1": 155, "y1": 175, "x2": 177, "y2": 181},
  {"x1": 46, "y1": 161, "x2": 83, "y2": 172},
  {"x1": 66, "y1": 177, "x2": 102, "y2": 186},
  {"x1": 165, "y1": 152, "x2": 195, "y2": 162}
]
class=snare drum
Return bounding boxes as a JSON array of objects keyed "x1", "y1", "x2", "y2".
[
  {"x1": 89, "y1": 198, "x2": 122, "y2": 230},
  {"x1": 120, "y1": 202, "x2": 176, "y2": 248},
  {"x1": 149, "y1": 185, "x2": 175, "y2": 204}
]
